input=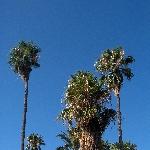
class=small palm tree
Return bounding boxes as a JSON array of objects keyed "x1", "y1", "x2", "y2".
[
  {"x1": 26, "y1": 133, "x2": 45, "y2": 150},
  {"x1": 59, "y1": 71, "x2": 116, "y2": 149},
  {"x1": 9, "y1": 41, "x2": 40, "y2": 150},
  {"x1": 95, "y1": 47, "x2": 134, "y2": 144}
]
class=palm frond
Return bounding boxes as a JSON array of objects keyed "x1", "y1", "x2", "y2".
[{"x1": 9, "y1": 41, "x2": 40, "y2": 80}]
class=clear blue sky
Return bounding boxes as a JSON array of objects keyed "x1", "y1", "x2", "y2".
[{"x1": 0, "y1": 0, "x2": 149, "y2": 149}]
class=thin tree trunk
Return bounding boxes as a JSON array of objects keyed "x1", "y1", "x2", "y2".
[
  {"x1": 116, "y1": 93, "x2": 123, "y2": 145},
  {"x1": 21, "y1": 79, "x2": 28, "y2": 150}
]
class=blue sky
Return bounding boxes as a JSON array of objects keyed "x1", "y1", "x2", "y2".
[{"x1": 0, "y1": 0, "x2": 150, "y2": 149}]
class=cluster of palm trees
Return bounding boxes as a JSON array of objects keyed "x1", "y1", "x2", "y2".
[
  {"x1": 57, "y1": 47, "x2": 136, "y2": 149},
  {"x1": 8, "y1": 41, "x2": 135, "y2": 150}
]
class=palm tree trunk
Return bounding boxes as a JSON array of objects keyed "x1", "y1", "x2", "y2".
[
  {"x1": 116, "y1": 93, "x2": 123, "y2": 144},
  {"x1": 21, "y1": 79, "x2": 28, "y2": 150},
  {"x1": 79, "y1": 130, "x2": 99, "y2": 150}
]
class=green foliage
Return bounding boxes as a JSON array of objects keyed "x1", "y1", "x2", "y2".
[
  {"x1": 56, "y1": 128, "x2": 80, "y2": 150},
  {"x1": 60, "y1": 71, "x2": 110, "y2": 121},
  {"x1": 59, "y1": 71, "x2": 115, "y2": 129},
  {"x1": 58, "y1": 71, "x2": 116, "y2": 147},
  {"x1": 97, "y1": 141, "x2": 111, "y2": 150},
  {"x1": 109, "y1": 142, "x2": 137, "y2": 150},
  {"x1": 98, "y1": 141, "x2": 137, "y2": 150},
  {"x1": 95, "y1": 47, "x2": 134, "y2": 93},
  {"x1": 26, "y1": 133, "x2": 45, "y2": 150},
  {"x1": 9, "y1": 41, "x2": 40, "y2": 80}
]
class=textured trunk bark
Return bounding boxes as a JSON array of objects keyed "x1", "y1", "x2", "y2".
[
  {"x1": 21, "y1": 79, "x2": 28, "y2": 150},
  {"x1": 79, "y1": 130, "x2": 99, "y2": 150},
  {"x1": 116, "y1": 93, "x2": 123, "y2": 145}
]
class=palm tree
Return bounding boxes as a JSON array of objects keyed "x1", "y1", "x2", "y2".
[
  {"x1": 59, "y1": 71, "x2": 116, "y2": 150},
  {"x1": 26, "y1": 133, "x2": 45, "y2": 150},
  {"x1": 95, "y1": 47, "x2": 134, "y2": 144},
  {"x1": 9, "y1": 41, "x2": 40, "y2": 150}
]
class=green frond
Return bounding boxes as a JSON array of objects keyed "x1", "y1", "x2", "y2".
[
  {"x1": 26, "y1": 133, "x2": 45, "y2": 150},
  {"x1": 123, "y1": 56, "x2": 135, "y2": 65},
  {"x1": 57, "y1": 132, "x2": 72, "y2": 145},
  {"x1": 121, "y1": 68, "x2": 134, "y2": 80},
  {"x1": 56, "y1": 128, "x2": 80, "y2": 150},
  {"x1": 110, "y1": 141, "x2": 137, "y2": 150}
]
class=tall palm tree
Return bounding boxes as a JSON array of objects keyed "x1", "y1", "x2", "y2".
[
  {"x1": 9, "y1": 41, "x2": 40, "y2": 150},
  {"x1": 95, "y1": 47, "x2": 134, "y2": 144},
  {"x1": 26, "y1": 133, "x2": 45, "y2": 150},
  {"x1": 59, "y1": 71, "x2": 116, "y2": 150}
]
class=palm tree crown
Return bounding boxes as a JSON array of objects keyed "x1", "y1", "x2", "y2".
[
  {"x1": 95, "y1": 47, "x2": 134, "y2": 94},
  {"x1": 26, "y1": 133, "x2": 45, "y2": 150},
  {"x1": 9, "y1": 41, "x2": 40, "y2": 80}
]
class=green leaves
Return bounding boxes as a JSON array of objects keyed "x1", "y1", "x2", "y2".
[
  {"x1": 124, "y1": 56, "x2": 135, "y2": 65},
  {"x1": 56, "y1": 129, "x2": 80, "y2": 150},
  {"x1": 109, "y1": 142, "x2": 137, "y2": 150},
  {"x1": 98, "y1": 141, "x2": 137, "y2": 150},
  {"x1": 26, "y1": 133, "x2": 45, "y2": 150},
  {"x1": 121, "y1": 68, "x2": 134, "y2": 80},
  {"x1": 9, "y1": 41, "x2": 40, "y2": 80},
  {"x1": 95, "y1": 47, "x2": 134, "y2": 93},
  {"x1": 61, "y1": 71, "x2": 107, "y2": 122},
  {"x1": 59, "y1": 71, "x2": 116, "y2": 136},
  {"x1": 95, "y1": 47, "x2": 124, "y2": 73},
  {"x1": 65, "y1": 71, "x2": 100, "y2": 103}
]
